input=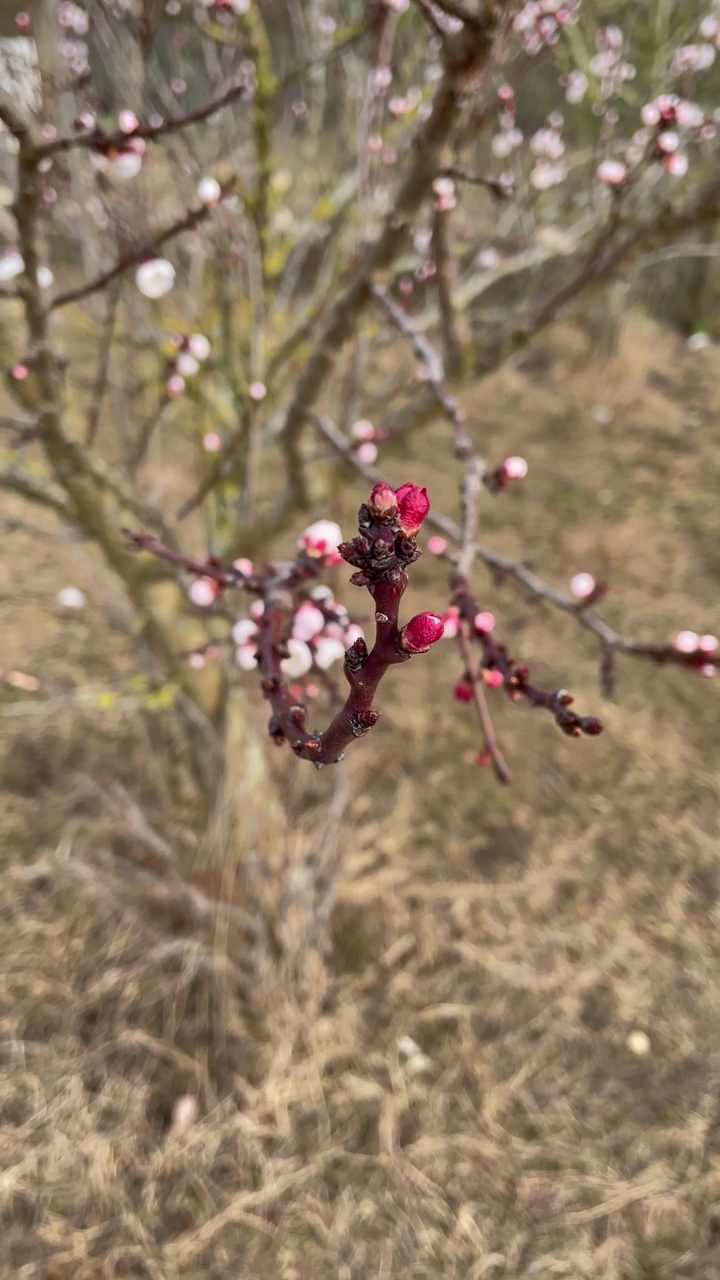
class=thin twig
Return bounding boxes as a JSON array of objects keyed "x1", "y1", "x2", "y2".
[
  {"x1": 51, "y1": 181, "x2": 237, "y2": 311},
  {"x1": 38, "y1": 83, "x2": 248, "y2": 158},
  {"x1": 459, "y1": 618, "x2": 512, "y2": 783},
  {"x1": 85, "y1": 281, "x2": 121, "y2": 446}
]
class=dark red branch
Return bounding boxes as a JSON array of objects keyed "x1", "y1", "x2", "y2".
[{"x1": 452, "y1": 573, "x2": 604, "y2": 738}]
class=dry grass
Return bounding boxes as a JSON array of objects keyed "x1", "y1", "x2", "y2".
[{"x1": 2, "y1": 314, "x2": 720, "y2": 1279}]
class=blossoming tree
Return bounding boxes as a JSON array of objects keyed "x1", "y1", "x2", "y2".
[{"x1": 1, "y1": 0, "x2": 719, "y2": 793}]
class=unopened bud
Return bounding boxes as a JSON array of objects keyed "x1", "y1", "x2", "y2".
[
  {"x1": 395, "y1": 482, "x2": 430, "y2": 535},
  {"x1": 398, "y1": 611, "x2": 444, "y2": 654},
  {"x1": 368, "y1": 483, "x2": 398, "y2": 516}
]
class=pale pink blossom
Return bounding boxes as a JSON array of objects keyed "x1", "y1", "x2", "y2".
[
  {"x1": 231, "y1": 618, "x2": 258, "y2": 646},
  {"x1": 664, "y1": 152, "x2": 689, "y2": 177},
  {"x1": 441, "y1": 607, "x2": 460, "y2": 639},
  {"x1": 249, "y1": 380, "x2": 267, "y2": 401},
  {"x1": 197, "y1": 176, "x2": 222, "y2": 205},
  {"x1": 188, "y1": 334, "x2": 211, "y2": 361},
  {"x1": 108, "y1": 151, "x2": 142, "y2": 180},
  {"x1": 351, "y1": 419, "x2": 375, "y2": 442},
  {"x1": 236, "y1": 644, "x2": 258, "y2": 671},
  {"x1": 118, "y1": 109, "x2": 139, "y2": 133},
  {"x1": 250, "y1": 600, "x2": 265, "y2": 621},
  {"x1": 432, "y1": 176, "x2": 457, "y2": 212},
  {"x1": 357, "y1": 441, "x2": 378, "y2": 464},
  {"x1": 570, "y1": 572, "x2": 596, "y2": 600},
  {"x1": 203, "y1": 431, "x2": 222, "y2": 451},
  {"x1": 502, "y1": 455, "x2": 528, "y2": 480},
  {"x1": 597, "y1": 159, "x2": 627, "y2": 186},
  {"x1": 176, "y1": 352, "x2": 200, "y2": 378},
  {"x1": 189, "y1": 577, "x2": 217, "y2": 607},
  {"x1": 427, "y1": 536, "x2": 448, "y2": 556},
  {"x1": 281, "y1": 639, "x2": 313, "y2": 678},
  {"x1": 474, "y1": 611, "x2": 495, "y2": 633},
  {"x1": 136, "y1": 258, "x2": 176, "y2": 298},
  {"x1": 345, "y1": 624, "x2": 364, "y2": 647},
  {"x1": 292, "y1": 603, "x2": 325, "y2": 642},
  {"x1": 232, "y1": 557, "x2": 253, "y2": 577},
  {"x1": 0, "y1": 249, "x2": 23, "y2": 282},
  {"x1": 298, "y1": 519, "x2": 342, "y2": 560},
  {"x1": 698, "y1": 634, "x2": 718, "y2": 652},
  {"x1": 188, "y1": 653, "x2": 205, "y2": 669},
  {"x1": 166, "y1": 374, "x2": 185, "y2": 397},
  {"x1": 673, "y1": 629, "x2": 699, "y2": 653},
  {"x1": 313, "y1": 637, "x2": 347, "y2": 670}
]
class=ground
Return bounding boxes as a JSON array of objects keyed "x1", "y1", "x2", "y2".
[{"x1": 2, "y1": 314, "x2": 720, "y2": 1279}]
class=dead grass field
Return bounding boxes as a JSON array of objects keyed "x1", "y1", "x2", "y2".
[{"x1": 2, "y1": 314, "x2": 720, "y2": 1279}]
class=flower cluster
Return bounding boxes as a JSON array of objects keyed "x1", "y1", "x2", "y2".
[
  {"x1": 588, "y1": 25, "x2": 636, "y2": 100},
  {"x1": 529, "y1": 114, "x2": 567, "y2": 190},
  {"x1": 233, "y1": 590, "x2": 364, "y2": 687},
  {"x1": 349, "y1": 419, "x2": 380, "y2": 466},
  {"x1": 672, "y1": 629, "x2": 718, "y2": 677},
  {"x1": 89, "y1": 111, "x2": 146, "y2": 182},
  {"x1": 513, "y1": 1, "x2": 579, "y2": 57},
  {"x1": 490, "y1": 84, "x2": 524, "y2": 162},
  {"x1": 165, "y1": 332, "x2": 211, "y2": 398}
]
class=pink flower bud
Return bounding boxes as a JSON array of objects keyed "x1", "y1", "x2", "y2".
[
  {"x1": 673, "y1": 629, "x2": 699, "y2": 653},
  {"x1": 501, "y1": 456, "x2": 528, "y2": 481},
  {"x1": 483, "y1": 669, "x2": 504, "y2": 688},
  {"x1": 236, "y1": 643, "x2": 258, "y2": 671},
  {"x1": 232, "y1": 557, "x2": 253, "y2": 577},
  {"x1": 454, "y1": 681, "x2": 473, "y2": 702},
  {"x1": 357, "y1": 441, "x2": 378, "y2": 464},
  {"x1": 597, "y1": 159, "x2": 628, "y2": 187},
  {"x1": 699, "y1": 634, "x2": 718, "y2": 652},
  {"x1": 441, "y1": 608, "x2": 460, "y2": 639},
  {"x1": 368, "y1": 482, "x2": 398, "y2": 516},
  {"x1": 189, "y1": 577, "x2": 218, "y2": 608},
  {"x1": 351, "y1": 419, "x2": 375, "y2": 442},
  {"x1": 474, "y1": 611, "x2": 495, "y2": 633},
  {"x1": 298, "y1": 519, "x2": 342, "y2": 559},
  {"x1": 395, "y1": 482, "x2": 430, "y2": 535},
  {"x1": 570, "y1": 572, "x2": 596, "y2": 600},
  {"x1": 249, "y1": 380, "x2": 267, "y2": 401},
  {"x1": 167, "y1": 374, "x2": 186, "y2": 398},
  {"x1": 281, "y1": 638, "x2": 313, "y2": 678},
  {"x1": 398, "y1": 612, "x2": 444, "y2": 654},
  {"x1": 292, "y1": 603, "x2": 325, "y2": 642},
  {"x1": 197, "y1": 176, "x2": 222, "y2": 206},
  {"x1": 232, "y1": 619, "x2": 258, "y2": 647},
  {"x1": 118, "y1": 109, "x2": 139, "y2": 133},
  {"x1": 203, "y1": 431, "x2": 222, "y2": 451},
  {"x1": 427, "y1": 536, "x2": 448, "y2": 556}
]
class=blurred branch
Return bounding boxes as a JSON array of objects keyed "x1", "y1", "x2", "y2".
[
  {"x1": 37, "y1": 83, "x2": 249, "y2": 157},
  {"x1": 0, "y1": 464, "x2": 74, "y2": 521},
  {"x1": 459, "y1": 618, "x2": 512, "y2": 784},
  {"x1": 51, "y1": 182, "x2": 237, "y2": 311},
  {"x1": 85, "y1": 282, "x2": 121, "y2": 447},
  {"x1": 278, "y1": 17, "x2": 512, "y2": 504}
]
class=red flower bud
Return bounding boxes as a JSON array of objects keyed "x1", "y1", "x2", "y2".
[
  {"x1": 368, "y1": 483, "x2": 398, "y2": 516},
  {"x1": 454, "y1": 681, "x2": 473, "y2": 702},
  {"x1": 398, "y1": 611, "x2": 444, "y2": 654},
  {"x1": 394, "y1": 483, "x2": 430, "y2": 535}
]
